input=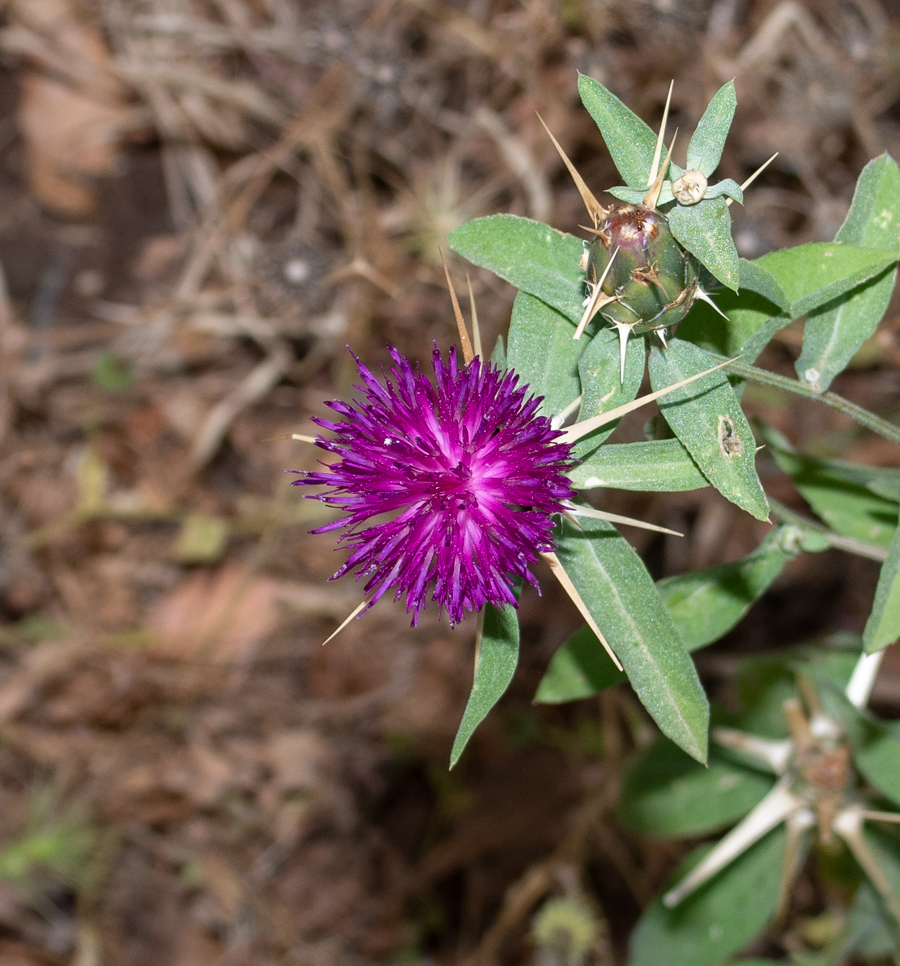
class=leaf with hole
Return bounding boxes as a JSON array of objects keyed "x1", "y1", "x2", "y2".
[{"x1": 648, "y1": 340, "x2": 769, "y2": 521}]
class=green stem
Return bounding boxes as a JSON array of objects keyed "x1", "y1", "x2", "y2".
[
  {"x1": 708, "y1": 355, "x2": 900, "y2": 446},
  {"x1": 769, "y1": 498, "x2": 888, "y2": 562}
]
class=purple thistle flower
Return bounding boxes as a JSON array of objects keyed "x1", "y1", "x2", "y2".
[{"x1": 295, "y1": 345, "x2": 575, "y2": 627}]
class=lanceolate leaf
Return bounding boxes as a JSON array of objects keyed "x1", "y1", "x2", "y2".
[
  {"x1": 578, "y1": 74, "x2": 660, "y2": 189},
  {"x1": 556, "y1": 517, "x2": 709, "y2": 762},
  {"x1": 575, "y1": 326, "x2": 644, "y2": 452},
  {"x1": 450, "y1": 602, "x2": 519, "y2": 768},
  {"x1": 796, "y1": 154, "x2": 900, "y2": 391},
  {"x1": 657, "y1": 527, "x2": 803, "y2": 651},
  {"x1": 677, "y1": 259, "x2": 788, "y2": 362},
  {"x1": 448, "y1": 215, "x2": 586, "y2": 322},
  {"x1": 534, "y1": 624, "x2": 625, "y2": 704},
  {"x1": 864, "y1": 503, "x2": 900, "y2": 653},
  {"x1": 762, "y1": 427, "x2": 899, "y2": 550},
  {"x1": 569, "y1": 438, "x2": 709, "y2": 492},
  {"x1": 507, "y1": 292, "x2": 586, "y2": 417},
  {"x1": 686, "y1": 81, "x2": 736, "y2": 176},
  {"x1": 846, "y1": 711, "x2": 900, "y2": 808},
  {"x1": 648, "y1": 341, "x2": 769, "y2": 521},
  {"x1": 669, "y1": 197, "x2": 740, "y2": 291},
  {"x1": 846, "y1": 830, "x2": 900, "y2": 957},
  {"x1": 620, "y1": 740, "x2": 773, "y2": 837},
  {"x1": 756, "y1": 242, "x2": 897, "y2": 319},
  {"x1": 628, "y1": 827, "x2": 787, "y2": 966}
]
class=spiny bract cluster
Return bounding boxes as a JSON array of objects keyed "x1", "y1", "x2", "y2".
[{"x1": 296, "y1": 345, "x2": 575, "y2": 626}]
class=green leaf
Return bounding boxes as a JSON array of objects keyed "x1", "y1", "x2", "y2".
[
  {"x1": 507, "y1": 292, "x2": 586, "y2": 417},
  {"x1": 669, "y1": 197, "x2": 740, "y2": 290},
  {"x1": 756, "y1": 242, "x2": 897, "y2": 318},
  {"x1": 703, "y1": 179, "x2": 743, "y2": 204},
  {"x1": 628, "y1": 827, "x2": 787, "y2": 966},
  {"x1": 847, "y1": 712, "x2": 900, "y2": 808},
  {"x1": 620, "y1": 740, "x2": 774, "y2": 837},
  {"x1": 569, "y1": 438, "x2": 709, "y2": 492},
  {"x1": 796, "y1": 155, "x2": 900, "y2": 391},
  {"x1": 686, "y1": 81, "x2": 736, "y2": 176},
  {"x1": 450, "y1": 602, "x2": 519, "y2": 768},
  {"x1": 556, "y1": 517, "x2": 709, "y2": 762},
  {"x1": 864, "y1": 503, "x2": 900, "y2": 652},
  {"x1": 448, "y1": 215, "x2": 585, "y2": 322},
  {"x1": 534, "y1": 624, "x2": 626, "y2": 703},
  {"x1": 578, "y1": 74, "x2": 660, "y2": 189},
  {"x1": 677, "y1": 259, "x2": 789, "y2": 362},
  {"x1": 574, "y1": 325, "x2": 644, "y2": 452},
  {"x1": 658, "y1": 527, "x2": 802, "y2": 652},
  {"x1": 846, "y1": 826, "x2": 900, "y2": 957},
  {"x1": 648, "y1": 341, "x2": 769, "y2": 521},
  {"x1": 762, "y1": 427, "x2": 899, "y2": 549}
]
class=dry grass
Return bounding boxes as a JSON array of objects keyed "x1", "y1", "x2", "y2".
[{"x1": 0, "y1": 0, "x2": 898, "y2": 963}]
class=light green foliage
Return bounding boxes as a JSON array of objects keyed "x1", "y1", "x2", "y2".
[
  {"x1": 762, "y1": 427, "x2": 899, "y2": 550},
  {"x1": 0, "y1": 793, "x2": 98, "y2": 892},
  {"x1": 863, "y1": 503, "x2": 900, "y2": 652},
  {"x1": 685, "y1": 82, "x2": 736, "y2": 176},
  {"x1": 506, "y1": 292, "x2": 584, "y2": 416},
  {"x1": 677, "y1": 259, "x2": 789, "y2": 362},
  {"x1": 657, "y1": 526, "x2": 804, "y2": 651},
  {"x1": 846, "y1": 827, "x2": 900, "y2": 957},
  {"x1": 756, "y1": 242, "x2": 897, "y2": 318},
  {"x1": 450, "y1": 601, "x2": 519, "y2": 768},
  {"x1": 575, "y1": 325, "x2": 643, "y2": 450},
  {"x1": 648, "y1": 341, "x2": 769, "y2": 521},
  {"x1": 447, "y1": 81, "x2": 900, "y2": 915},
  {"x1": 628, "y1": 828, "x2": 787, "y2": 966},
  {"x1": 577, "y1": 74, "x2": 658, "y2": 189},
  {"x1": 620, "y1": 740, "x2": 773, "y2": 837},
  {"x1": 569, "y1": 438, "x2": 708, "y2": 492},
  {"x1": 448, "y1": 215, "x2": 585, "y2": 322},
  {"x1": 796, "y1": 154, "x2": 900, "y2": 391},
  {"x1": 556, "y1": 517, "x2": 709, "y2": 763},
  {"x1": 534, "y1": 624, "x2": 625, "y2": 704},
  {"x1": 668, "y1": 197, "x2": 739, "y2": 290}
]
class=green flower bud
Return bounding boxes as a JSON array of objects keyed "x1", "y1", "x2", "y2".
[{"x1": 587, "y1": 204, "x2": 699, "y2": 335}]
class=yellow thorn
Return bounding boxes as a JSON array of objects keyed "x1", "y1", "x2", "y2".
[
  {"x1": 643, "y1": 131, "x2": 677, "y2": 210},
  {"x1": 563, "y1": 502, "x2": 683, "y2": 537},
  {"x1": 562, "y1": 355, "x2": 739, "y2": 444},
  {"x1": 291, "y1": 433, "x2": 318, "y2": 444},
  {"x1": 648, "y1": 80, "x2": 674, "y2": 187},
  {"x1": 466, "y1": 274, "x2": 483, "y2": 359},
  {"x1": 441, "y1": 255, "x2": 475, "y2": 365},
  {"x1": 541, "y1": 551, "x2": 622, "y2": 670},
  {"x1": 727, "y1": 152, "x2": 778, "y2": 207},
  {"x1": 537, "y1": 113, "x2": 608, "y2": 227},
  {"x1": 322, "y1": 597, "x2": 370, "y2": 645},
  {"x1": 574, "y1": 246, "x2": 620, "y2": 340}
]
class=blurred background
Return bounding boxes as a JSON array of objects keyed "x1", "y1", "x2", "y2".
[{"x1": 0, "y1": 0, "x2": 899, "y2": 963}]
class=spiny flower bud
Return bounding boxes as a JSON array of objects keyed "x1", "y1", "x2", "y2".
[{"x1": 587, "y1": 204, "x2": 699, "y2": 335}]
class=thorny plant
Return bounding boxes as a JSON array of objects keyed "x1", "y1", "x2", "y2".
[{"x1": 297, "y1": 75, "x2": 900, "y2": 962}]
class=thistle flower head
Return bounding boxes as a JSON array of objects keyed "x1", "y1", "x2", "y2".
[
  {"x1": 588, "y1": 204, "x2": 699, "y2": 335},
  {"x1": 296, "y1": 345, "x2": 575, "y2": 627}
]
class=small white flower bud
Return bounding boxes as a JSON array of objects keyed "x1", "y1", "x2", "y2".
[{"x1": 672, "y1": 170, "x2": 708, "y2": 205}]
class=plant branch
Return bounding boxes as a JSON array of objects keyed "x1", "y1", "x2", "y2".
[{"x1": 768, "y1": 498, "x2": 888, "y2": 562}]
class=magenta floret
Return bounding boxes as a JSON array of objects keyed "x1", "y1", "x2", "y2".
[{"x1": 294, "y1": 345, "x2": 575, "y2": 626}]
